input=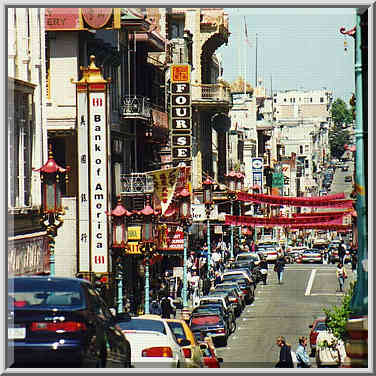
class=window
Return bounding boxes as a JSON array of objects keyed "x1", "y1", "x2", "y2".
[
  {"x1": 305, "y1": 145, "x2": 309, "y2": 152},
  {"x1": 299, "y1": 145, "x2": 303, "y2": 154},
  {"x1": 274, "y1": 98, "x2": 277, "y2": 103},
  {"x1": 284, "y1": 98, "x2": 287, "y2": 102},
  {"x1": 310, "y1": 98, "x2": 313, "y2": 103},
  {"x1": 8, "y1": 82, "x2": 33, "y2": 208},
  {"x1": 320, "y1": 97, "x2": 324, "y2": 103}
]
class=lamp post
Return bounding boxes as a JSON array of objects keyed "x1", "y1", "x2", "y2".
[
  {"x1": 203, "y1": 177, "x2": 214, "y2": 277},
  {"x1": 139, "y1": 195, "x2": 158, "y2": 314},
  {"x1": 109, "y1": 196, "x2": 132, "y2": 313},
  {"x1": 34, "y1": 145, "x2": 69, "y2": 276},
  {"x1": 226, "y1": 171, "x2": 237, "y2": 259},
  {"x1": 236, "y1": 173, "x2": 245, "y2": 249},
  {"x1": 178, "y1": 185, "x2": 192, "y2": 308}
]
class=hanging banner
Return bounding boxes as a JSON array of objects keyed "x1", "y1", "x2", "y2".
[
  {"x1": 293, "y1": 210, "x2": 352, "y2": 217},
  {"x1": 225, "y1": 213, "x2": 345, "y2": 227},
  {"x1": 236, "y1": 192, "x2": 352, "y2": 208},
  {"x1": 148, "y1": 167, "x2": 180, "y2": 215}
]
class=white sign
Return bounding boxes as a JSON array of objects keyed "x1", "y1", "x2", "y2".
[
  {"x1": 89, "y1": 92, "x2": 109, "y2": 273},
  {"x1": 191, "y1": 204, "x2": 218, "y2": 222},
  {"x1": 252, "y1": 157, "x2": 264, "y2": 171},
  {"x1": 77, "y1": 90, "x2": 90, "y2": 271}
]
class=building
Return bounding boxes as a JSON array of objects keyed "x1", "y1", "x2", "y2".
[{"x1": 7, "y1": 8, "x2": 51, "y2": 277}]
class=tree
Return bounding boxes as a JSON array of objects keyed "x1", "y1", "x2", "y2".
[{"x1": 329, "y1": 98, "x2": 352, "y2": 159}]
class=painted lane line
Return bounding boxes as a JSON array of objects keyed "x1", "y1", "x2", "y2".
[{"x1": 305, "y1": 269, "x2": 316, "y2": 296}]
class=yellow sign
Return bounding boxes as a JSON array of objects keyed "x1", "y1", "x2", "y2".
[
  {"x1": 126, "y1": 241, "x2": 141, "y2": 255},
  {"x1": 127, "y1": 226, "x2": 141, "y2": 241},
  {"x1": 171, "y1": 65, "x2": 190, "y2": 83}
]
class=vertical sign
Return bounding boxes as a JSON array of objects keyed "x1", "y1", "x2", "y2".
[
  {"x1": 170, "y1": 65, "x2": 191, "y2": 167},
  {"x1": 77, "y1": 84, "x2": 90, "y2": 271},
  {"x1": 252, "y1": 157, "x2": 264, "y2": 192},
  {"x1": 89, "y1": 90, "x2": 109, "y2": 273}
]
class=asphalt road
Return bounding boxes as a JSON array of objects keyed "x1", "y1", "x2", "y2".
[{"x1": 215, "y1": 263, "x2": 355, "y2": 368}]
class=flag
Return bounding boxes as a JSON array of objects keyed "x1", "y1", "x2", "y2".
[{"x1": 244, "y1": 17, "x2": 252, "y2": 47}]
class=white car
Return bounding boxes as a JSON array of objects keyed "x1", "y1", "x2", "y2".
[
  {"x1": 235, "y1": 252, "x2": 261, "y2": 266},
  {"x1": 116, "y1": 314, "x2": 187, "y2": 368},
  {"x1": 258, "y1": 247, "x2": 278, "y2": 262}
]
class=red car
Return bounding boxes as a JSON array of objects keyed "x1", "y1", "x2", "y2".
[
  {"x1": 199, "y1": 340, "x2": 223, "y2": 368},
  {"x1": 309, "y1": 318, "x2": 327, "y2": 356}
]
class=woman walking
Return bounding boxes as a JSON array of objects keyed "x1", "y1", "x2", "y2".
[
  {"x1": 275, "y1": 336, "x2": 294, "y2": 368},
  {"x1": 274, "y1": 256, "x2": 286, "y2": 284},
  {"x1": 336, "y1": 263, "x2": 347, "y2": 292}
]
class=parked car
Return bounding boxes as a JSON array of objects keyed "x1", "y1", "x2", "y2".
[
  {"x1": 166, "y1": 319, "x2": 204, "y2": 368},
  {"x1": 308, "y1": 317, "x2": 327, "y2": 356},
  {"x1": 189, "y1": 313, "x2": 228, "y2": 347},
  {"x1": 235, "y1": 252, "x2": 261, "y2": 266},
  {"x1": 115, "y1": 314, "x2": 187, "y2": 368},
  {"x1": 210, "y1": 289, "x2": 243, "y2": 317},
  {"x1": 199, "y1": 340, "x2": 223, "y2": 368},
  {"x1": 220, "y1": 275, "x2": 255, "y2": 304},
  {"x1": 342, "y1": 165, "x2": 349, "y2": 172},
  {"x1": 191, "y1": 305, "x2": 232, "y2": 336},
  {"x1": 257, "y1": 246, "x2": 279, "y2": 263},
  {"x1": 222, "y1": 270, "x2": 253, "y2": 284},
  {"x1": 215, "y1": 282, "x2": 246, "y2": 309},
  {"x1": 299, "y1": 249, "x2": 323, "y2": 264},
  {"x1": 344, "y1": 175, "x2": 352, "y2": 182},
  {"x1": 8, "y1": 276, "x2": 131, "y2": 368},
  {"x1": 197, "y1": 296, "x2": 236, "y2": 333}
]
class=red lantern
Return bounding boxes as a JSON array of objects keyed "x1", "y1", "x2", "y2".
[
  {"x1": 109, "y1": 197, "x2": 132, "y2": 248},
  {"x1": 178, "y1": 185, "x2": 191, "y2": 219}
]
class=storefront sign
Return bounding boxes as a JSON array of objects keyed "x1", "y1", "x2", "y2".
[
  {"x1": 170, "y1": 65, "x2": 191, "y2": 167},
  {"x1": 127, "y1": 226, "x2": 141, "y2": 241},
  {"x1": 8, "y1": 235, "x2": 50, "y2": 276},
  {"x1": 157, "y1": 225, "x2": 184, "y2": 251},
  {"x1": 126, "y1": 241, "x2": 142, "y2": 255},
  {"x1": 45, "y1": 8, "x2": 120, "y2": 31},
  {"x1": 89, "y1": 91, "x2": 109, "y2": 273},
  {"x1": 191, "y1": 204, "x2": 218, "y2": 222}
]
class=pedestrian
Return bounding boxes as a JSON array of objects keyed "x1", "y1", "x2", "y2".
[
  {"x1": 336, "y1": 263, "x2": 347, "y2": 292},
  {"x1": 160, "y1": 294, "x2": 176, "y2": 319},
  {"x1": 214, "y1": 270, "x2": 222, "y2": 287},
  {"x1": 202, "y1": 275, "x2": 211, "y2": 296},
  {"x1": 338, "y1": 242, "x2": 346, "y2": 265},
  {"x1": 259, "y1": 256, "x2": 268, "y2": 285},
  {"x1": 275, "y1": 336, "x2": 294, "y2": 368},
  {"x1": 274, "y1": 256, "x2": 286, "y2": 284},
  {"x1": 295, "y1": 336, "x2": 311, "y2": 368}
]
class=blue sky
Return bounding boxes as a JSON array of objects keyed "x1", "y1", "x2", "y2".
[{"x1": 217, "y1": 8, "x2": 356, "y2": 103}]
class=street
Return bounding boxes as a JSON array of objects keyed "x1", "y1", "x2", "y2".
[{"x1": 215, "y1": 263, "x2": 354, "y2": 368}]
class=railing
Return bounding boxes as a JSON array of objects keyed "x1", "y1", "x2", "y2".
[
  {"x1": 120, "y1": 173, "x2": 154, "y2": 194},
  {"x1": 119, "y1": 96, "x2": 151, "y2": 120},
  {"x1": 193, "y1": 83, "x2": 232, "y2": 103}
]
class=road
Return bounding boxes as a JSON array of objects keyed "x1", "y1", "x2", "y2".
[{"x1": 215, "y1": 263, "x2": 355, "y2": 368}]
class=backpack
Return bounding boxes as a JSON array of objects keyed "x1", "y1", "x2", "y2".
[{"x1": 150, "y1": 300, "x2": 162, "y2": 315}]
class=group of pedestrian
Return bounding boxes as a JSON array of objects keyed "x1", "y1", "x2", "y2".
[{"x1": 275, "y1": 336, "x2": 311, "y2": 368}]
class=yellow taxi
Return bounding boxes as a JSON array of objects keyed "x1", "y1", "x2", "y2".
[{"x1": 166, "y1": 318, "x2": 204, "y2": 368}]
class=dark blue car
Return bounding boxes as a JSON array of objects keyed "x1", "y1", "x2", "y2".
[{"x1": 8, "y1": 276, "x2": 131, "y2": 368}]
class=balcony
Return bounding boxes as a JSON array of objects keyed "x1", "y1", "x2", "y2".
[
  {"x1": 192, "y1": 83, "x2": 232, "y2": 106},
  {"x1": 120, "y1": 95, "x2": 151, "y2": 121},
  {"x1": 120, "y1": 173, "x2": 154, "y2": 195}
]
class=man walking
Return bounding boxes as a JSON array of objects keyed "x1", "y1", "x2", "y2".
[{"x1": 274, "y1": 256, "x2": 286, "y2": 284}]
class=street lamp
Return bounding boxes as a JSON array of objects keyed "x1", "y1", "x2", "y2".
[
  {"x1": 226, "y1": 171, "x2": 237, "y2": 259},
  {"x1": 177, "y1": 185, "x2": 192, "y2": 308},
  {"x1": 203, "y1": 177, "x2": 214, "y2": 277},
  {"x1": 34, "y1": 145, "x2": 69, "y2": 276},
  {"x1": 235, "y1": 173, "x2": 245, "y2": 249},
  {"x1": 109, "y1": 196, "x2": 132, "y2": 313},
  {"x1": 139, "y1": 195, "x2": 158, "y2": 314}
]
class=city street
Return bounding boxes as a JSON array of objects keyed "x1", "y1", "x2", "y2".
[{"x1": 215, "y1": 263, "x2": 354, "y2": 368}]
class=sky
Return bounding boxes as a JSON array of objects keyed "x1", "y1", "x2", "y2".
[{"x1": 217, "y1": 8, "x2": 356, "y2": 103}]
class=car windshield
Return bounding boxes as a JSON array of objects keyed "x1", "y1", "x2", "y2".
[
  {"x1": 222, "y1": 276, "x2": 248, "y2": 284},
  {"x1": 315, "y1": 322, "x2": 327, "y2": 331},
  {"x1": 191, "y1": 315, "x2": 220, "y2": 326},
  {"x1": 117, "y1": 319, "x2": 166, "y2": 334},
  {"x1": 8, "y1": 278, "x2": 85, "y2": 309}
]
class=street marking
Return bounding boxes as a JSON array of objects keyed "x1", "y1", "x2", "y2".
[
  {"x1": 310, "y1": 293, "x2": 344, "y2": 296},
  {"x1": 305, "y1": 269, "x2": 316, "y2": 296}
]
